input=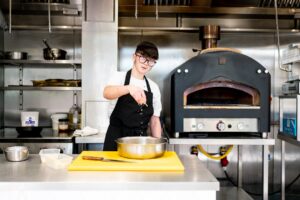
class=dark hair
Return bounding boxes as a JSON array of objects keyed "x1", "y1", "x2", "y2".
[{"x1": 135, "y1": 41, "x2": 159, "y2": 60}]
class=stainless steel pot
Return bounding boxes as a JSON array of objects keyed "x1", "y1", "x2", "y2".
[
  {"x1": 43, "y1": 48, "x2": 67, "y2": 60},
  {"x1": 43, "y1": 39, "x2": 67, "y2": 60},
  {"x1": 4, "y1": 146, "x2": 29, "y2": 162},
  {"x1": 5, "y1": 51, "x2": 28, "y2": 60},
  {"x1": 116, "y1": 136, "x2": 167, "y2": 159}
]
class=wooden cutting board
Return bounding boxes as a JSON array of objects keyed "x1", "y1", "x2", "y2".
[{"x1": 68, "y1": 151, "x2": 185, "y2": 171}]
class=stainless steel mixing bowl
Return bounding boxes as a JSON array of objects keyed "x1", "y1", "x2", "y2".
[
  {"x1": 4, "y1": 146, "x2": 29, "y2": 162},
  {"x1": 116, "y1": 136, "x2": 167, "y2": 159}
]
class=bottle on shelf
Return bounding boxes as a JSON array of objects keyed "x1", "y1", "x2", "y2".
[{"x1": 68, "y1": 104, "x2": 81, "y2": 131}]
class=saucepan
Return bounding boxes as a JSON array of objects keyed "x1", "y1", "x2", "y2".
[
  {"x1": 43, "y1": 39, "x2": 67, "y2": 60},
  {"x1": 116, "y1": 136, "x2": 167, "y2": 159},
  {"x1": 5, "y1": 51, "x2": 28, "y2": 60},
  {"x1": 4, "y1": 146, "x2": 29, "y2": 162}
]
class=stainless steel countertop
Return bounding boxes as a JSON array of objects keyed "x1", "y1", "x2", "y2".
[
  {"x1": 75, "y1": 133, "x2": 105, "y2": 144},
  {"x1": 74, "y1": 134, "x2": 276, "y2": 146},
  {"x1": 0, "y1": 154, "x2": 219, "y2": 191},
  {"x1": 169, "y1": 137, "x2": 275, "y2": 145}
]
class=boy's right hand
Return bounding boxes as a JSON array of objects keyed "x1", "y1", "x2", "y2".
[{"x1": 127, "y1": 85, "x2": 147, "y2": 106}]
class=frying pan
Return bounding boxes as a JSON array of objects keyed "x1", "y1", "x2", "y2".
[{"x1": 43, "y1": 39, "x2": 67, "y2": 60}]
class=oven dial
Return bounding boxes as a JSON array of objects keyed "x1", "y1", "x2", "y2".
[
  {"x1": 216, "y1": 121, "x2": 226, "y2": 131},
  {"x1": 197, "y1": 123, "x2": 204, "y2": 130},
  {"x1": 237, "y1": 122, "x2": 245, "y2": 130}
]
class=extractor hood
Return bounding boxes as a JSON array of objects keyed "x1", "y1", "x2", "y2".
[
  {"x1": 141, "y1": 0, "x2": 300, "y2": 8},
  {"x1": 0, "y1": 0, "x2": 82, "y2": 15},
  {"x1": 119, "y1": 0, "x2": 300, "y2": 17}
]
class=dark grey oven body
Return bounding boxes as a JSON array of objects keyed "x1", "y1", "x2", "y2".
[{"x1": 171, "y1": 50, "x2": 271, "y2": 137}]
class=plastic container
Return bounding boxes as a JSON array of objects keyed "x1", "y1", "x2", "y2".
[
  {"x1": 51, "y1": 113, "x2": 68, "y2": 131},
  {"x1": 39, "y1": 148, "x2": 60, "y2": 163},
  {"x1": 39, "y1": 149, "x2": 73, "y2": 169},
  {"x1": 58, "y1": 118, "x2": 69, "y2": 133},
  {"x1": 21, "y1": 111, "x2": 39, "y2": 127}
]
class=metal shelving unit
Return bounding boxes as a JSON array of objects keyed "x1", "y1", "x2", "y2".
[
  {"x1": 2, "y1": 86, "x2": 81, "y2": 91},
  {"x1": 0, "y1": 59, "x2": 81, "y2": 65},
  {"x1": 0, "y1": 59, "x2": 82, "y2": 109}
]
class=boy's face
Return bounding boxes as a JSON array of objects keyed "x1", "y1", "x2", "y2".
[{"x1": 133, "y1": 53, "x2": 156, "y2": 75}]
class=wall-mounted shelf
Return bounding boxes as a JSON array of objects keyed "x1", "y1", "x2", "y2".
[
  {"x1": 1, "y1": 1, "x2": 82, "y2": 16},
  {"x1": 2, "y1": 86, "x2": 81, "y2": 91},
  {"x1": 119, "y1": 26, "x2": 300, "y2": 33},
  {"x1": 119, "y1": 5, "x2": 300, "y2": 17},
  {"x1": 0, "y1": 59, "x2": 81, "y2": 66},
  {"x1": 11, "y1": 25, "x2": 82, "y2": 31}
]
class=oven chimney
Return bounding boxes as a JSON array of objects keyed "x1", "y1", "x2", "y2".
[{"x1": 199, "y1": 25, "x2": 220, "y2": 49}]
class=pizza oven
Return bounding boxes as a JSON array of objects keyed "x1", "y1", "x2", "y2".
[{"x1": 170, "y1": 26, "x2": 271, "y2": 138}]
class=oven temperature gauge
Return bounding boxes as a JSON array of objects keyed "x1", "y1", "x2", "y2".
[{"x1": 216, "y1": 121, "x2": 226, "y2": 131}]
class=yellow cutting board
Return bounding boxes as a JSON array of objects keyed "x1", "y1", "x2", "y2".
[{"x1": 68, "y1": 151, "x2": 185, "y2": 171}]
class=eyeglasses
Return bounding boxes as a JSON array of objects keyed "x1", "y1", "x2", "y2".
[{"x1": 135, "y1": 54, "x2": 157, "y2": 67}]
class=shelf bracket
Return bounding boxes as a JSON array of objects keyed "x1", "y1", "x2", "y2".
[
  {"x1": 72, "y1": 64, "x2": 78, "y2": 105},
  {"x1": 48, "y1": 0, "x2": 52, "y2": 33},
  {"x1": 19, "y1": 65, "x2": 23, "y2": 110},
  {"x1": 9, "y1": 0, "x2": 12, "y2": 34}
]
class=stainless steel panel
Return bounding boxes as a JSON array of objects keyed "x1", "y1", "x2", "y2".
[
  {"x1": 81, "y1": 0, "x2": 118, "y2": 130},
  {"x1": 182, "y1": 18, "x2": 294, "y2": 30},
  {"x1": 183, "y1": 118, "x2": 258, "y2": 132},
  {"x1": 86, "y1": 0, "x2": 114, "y2": 22},
  {"x1": 85, "y1": 101, "x2": 110, "y2": 133},
  {"x1": 0, "y1": 30, "x2": 4, "y2": 133},
  {"x1": 0, "y1": 142, "x2": 73, "y2": 154}
]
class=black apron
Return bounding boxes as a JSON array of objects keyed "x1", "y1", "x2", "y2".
[{"x1": 103, "y1": 70, "x2": 154, "y2": 151}]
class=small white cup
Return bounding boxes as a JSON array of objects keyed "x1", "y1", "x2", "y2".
[{"x1": 21, "y1": 111, "x2": 39, "y2": 127}]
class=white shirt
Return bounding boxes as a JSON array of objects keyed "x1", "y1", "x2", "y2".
[{"x1": 107, "y1": 71, "x2": 162, "y2": 117}]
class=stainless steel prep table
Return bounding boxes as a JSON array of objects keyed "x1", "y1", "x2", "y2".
[
  {"x1": 0, "y1": 154, "x2": 219, "y2": 200},
  {"x1": 74, "y1": 133, "x2": 105, "y2": 151},
  {"x1": 278, "y1": 134, "x2": 300, "y2": 200},
  {"x1": 169, "y1": 137, "x2": 275, "y2": 200}
]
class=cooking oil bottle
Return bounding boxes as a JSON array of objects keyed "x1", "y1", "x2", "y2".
[{"x1": 68, "y1": 104, "x2": 81, "y2": 131}]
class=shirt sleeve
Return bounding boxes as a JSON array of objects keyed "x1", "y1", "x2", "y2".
[
  {"x1": 106, "y1": 71, "x2": 126, "y2": 117},
  {"x1": 152, "y1": 83, "x2": 162, "y2": 117}
]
